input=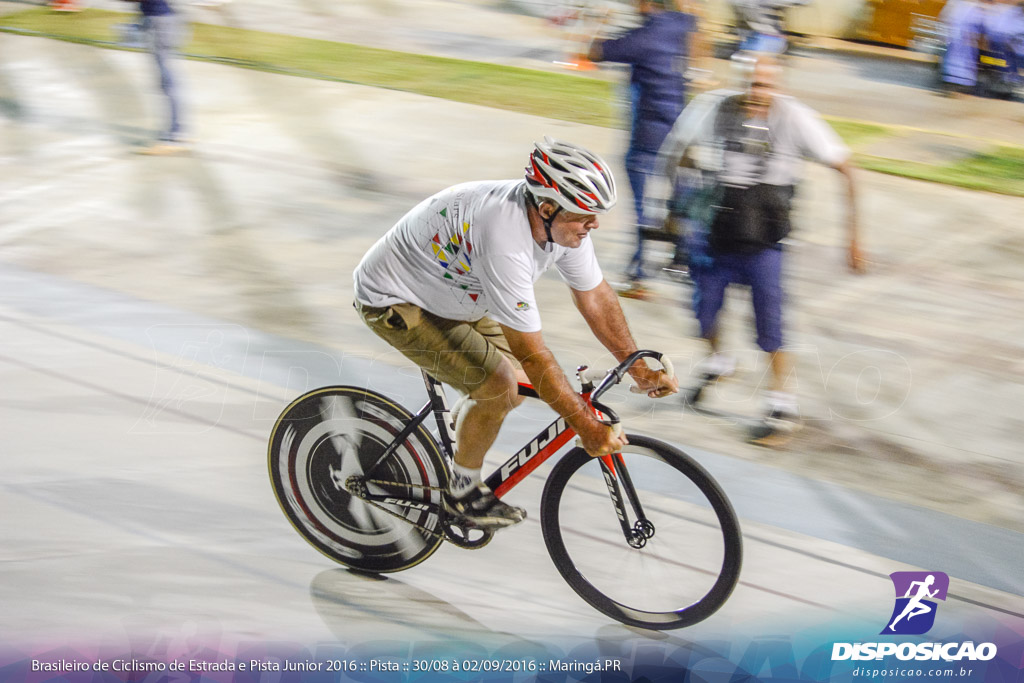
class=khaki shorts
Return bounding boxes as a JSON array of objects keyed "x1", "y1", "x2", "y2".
[{"x1": 354, "y1": 301, "x2": 517, "y2": 395}]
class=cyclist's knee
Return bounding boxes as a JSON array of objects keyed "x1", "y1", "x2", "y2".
[{"x1": 469, "y1": 361, "x2": 521, "y2": 412}]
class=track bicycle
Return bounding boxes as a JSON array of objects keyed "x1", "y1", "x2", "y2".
[{"x1": 268, "y1": 350, "x2": 742, "y2": 630}]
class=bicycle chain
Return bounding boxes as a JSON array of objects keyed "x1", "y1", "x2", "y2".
[
  {"x1": 349, "y1": 477, "x2": 466, "y2": 545},
  {"x1": 364, "y1": 478, "x2": 446, "y2": 493}
]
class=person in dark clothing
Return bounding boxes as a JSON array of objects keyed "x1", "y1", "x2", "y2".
[
  {"x1": 985, "y1": 0, "x2": 1024, "y2": 89},
  {"x1": 939, "y1": 0, "x2": 1022, "y2": 93},
  {"x1": 588, "y1": 0, "x2": 696, "y2": 299}
]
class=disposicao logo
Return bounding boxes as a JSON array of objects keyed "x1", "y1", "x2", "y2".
[
  {"x1": 882, "y1": 571, "x2": 949, "y2": 635},
  {"x1": 831, "y1": 570, "x2": 998, "y2": 663}
]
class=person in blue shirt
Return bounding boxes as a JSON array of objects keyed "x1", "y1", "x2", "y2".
[
  {"x1": 986, "y1": 1, "x2": 1024, "y2": 89},
  {"x1": 124, "y1": 0, "x2": 189, "y2": 154},
  {"x1": 941, "y1": 0, "x2": 986, "y2": 89},
  {"x1": 588, "y1": 0, "x2": 697, "y2": 299},
  {"x1": 940, "y1": 0, "x2": 1020, "y2": 93}
]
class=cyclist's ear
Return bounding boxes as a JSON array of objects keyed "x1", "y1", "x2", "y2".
[{"x1": 539, "y1": 200, "x2": 559, "y2": 220}]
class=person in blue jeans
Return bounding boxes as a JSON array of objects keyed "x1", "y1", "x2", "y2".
[
  {"x1": 124, "y1": 0, "x2": 189, "y2": 154},
  {"x1": 588, "y1": 0, "x2": 696, "y2": 298}
]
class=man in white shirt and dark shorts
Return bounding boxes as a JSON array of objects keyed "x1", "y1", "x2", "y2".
[
  {"x1": 354, "y1": 138, "x2": 678, "y2": 530},
  {"x1": 656, "y1": 53, "x2": 865, "y2": 446}
]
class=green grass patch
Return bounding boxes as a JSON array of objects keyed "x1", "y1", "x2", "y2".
[
  {"x1": 0, "y1": 7, "x2": 619, "y2": 127},
  {"x1": 823, "y1": 119, "x2": 892, "y2": 149},
  {"x1": 856, "y1": 146, "x2": 1024, "y2": 196},
  {"x1": 0, "y1": 5, "x2": 123, "y2": 43},
  {"x1": 5, "y1": 6, "x2": 1021, "y2": 195},
  {"x1": 0, "y1": 7, "x2": 918, "y2": 142}
]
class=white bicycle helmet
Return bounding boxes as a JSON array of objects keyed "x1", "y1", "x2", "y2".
[{"x1": 525, "y1": 137, "x2": 617, "y2": 215}]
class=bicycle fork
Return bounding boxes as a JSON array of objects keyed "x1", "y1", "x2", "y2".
[{"x1": 599, "y1": 453, "x2": 656, "y2": 549}]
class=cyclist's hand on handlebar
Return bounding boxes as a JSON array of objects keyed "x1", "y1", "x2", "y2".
[
  {"x1": 630, "y1": 367, "x2": 679, "y2": 399},
  {"x1": 577, "y1": 419, "x2": 628, "y2": 458}
]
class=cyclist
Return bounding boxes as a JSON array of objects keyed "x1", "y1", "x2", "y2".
[{"x1": 353, "y1": 138, "x2": 678, "y2": 530}]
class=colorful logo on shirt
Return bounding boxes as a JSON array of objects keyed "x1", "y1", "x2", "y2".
[
  {"x1": 516, "y1": 301, "x2": 530, "y2": 311},
  {"x1": 430, "y1": 213, "x2": 480, "y2": 302},
  {"x1": 881, "y1": 571, "x2": 949, "y2": 635},
  {"x1": 431, "y1": 220, "x2": 473, "y2": 273}
]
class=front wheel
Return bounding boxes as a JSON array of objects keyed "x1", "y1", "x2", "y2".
[
  {"x1": 268, "y1": 386, "x2": 447, "y2": 573},
  {"x1": 540, "y1": 435, "x2": 742, "y2": 630}
]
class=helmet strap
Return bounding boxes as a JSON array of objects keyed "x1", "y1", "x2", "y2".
[
  {"x1": 527, "y1": 192, "x2": 561, "y2": 251},
  {"x1": 542, "y1": 206, "x2": 561, "y2": 250}
]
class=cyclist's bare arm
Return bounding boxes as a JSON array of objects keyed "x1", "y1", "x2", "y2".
[
  {"x1": 500, "y1": 324, "x2": 626, "y2": 457},
  {"x1": 571, "y1": 281, "x2": 679, "y2": 398}
]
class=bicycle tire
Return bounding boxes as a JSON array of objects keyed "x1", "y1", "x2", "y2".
[
  {"x1": 540, "y1": 434, "x2": 742, "y2": 630},
  {"x1": 268, "y1": 386, "x2": 447, "y2": 573}
]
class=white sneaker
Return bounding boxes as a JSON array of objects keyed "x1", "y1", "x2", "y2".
[
  {"x1": 697, "y1": 352, "x2": 736, "y2": 380},
  {"x1": 748, "y1": 408, "x2": 802, "y2": 447}
]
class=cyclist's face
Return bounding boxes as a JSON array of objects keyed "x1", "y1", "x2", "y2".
[{"x1": 550, "y1": 209, "x2": 600, "y2": 248}]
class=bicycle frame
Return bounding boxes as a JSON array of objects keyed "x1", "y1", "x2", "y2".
[
  {"x1": 358, "y1": 356, "x2": 660, "y2": 546},
  {"x1": 361, "y1": 371, "x2": 576, "y2": 495}
]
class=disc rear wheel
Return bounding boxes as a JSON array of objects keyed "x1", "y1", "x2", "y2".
[{"x1": 268, "y1": 386, "x2": 446, "y2": 573}]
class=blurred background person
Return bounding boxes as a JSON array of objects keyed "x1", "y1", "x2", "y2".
[
  {"x1": 986, "y1": 0, "x2": 1024, "y2": 91},
  {"x1": 939, "y1": 0, "x2": 1015, "y2": 94},
  {"x1": 656, "y1": 53, "x2": 864, "y2": 447},
  {"x1": 123, "y1": 0, "x2": 190, "y2": 154},
  {"x1": 727, "y1": 0, "x2": 810, "y2": 55},
  {"x1": 586, "y1": 0, "x2": 698, "y2": 301}
]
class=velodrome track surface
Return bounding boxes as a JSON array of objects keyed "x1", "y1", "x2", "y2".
[{"x1": 1, "y1": 14, "x2": 1022, "y2": 675}]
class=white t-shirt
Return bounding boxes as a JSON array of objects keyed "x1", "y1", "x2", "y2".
[
  {"x1": 354, "y1": 180, "x2": 603, "y2": 333},
  {"x1": 656, "y1": 90, "x2": 850, "y2": 188}
]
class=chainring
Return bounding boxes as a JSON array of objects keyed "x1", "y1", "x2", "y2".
[{"x1": 440, "y1": 514, "x2": 494, "y2": 549}]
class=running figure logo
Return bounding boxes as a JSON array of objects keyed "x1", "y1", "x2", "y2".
[{"x1": 882, "y1": 571, "x2": 949, "y2": 635}]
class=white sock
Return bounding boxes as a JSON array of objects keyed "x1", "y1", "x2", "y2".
[
  {"x1": 450, "y1": 395, "x2": 468, "y2": 431},
  {"x1": 765, "y1": 391, "x2": 798, "y2": 416},
  {"x1": 700, "y1": 352, "x2": 736, "y2": 377},
  {"x1": 449, "y1": 462, "x2": 481, "y2": 498}
]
